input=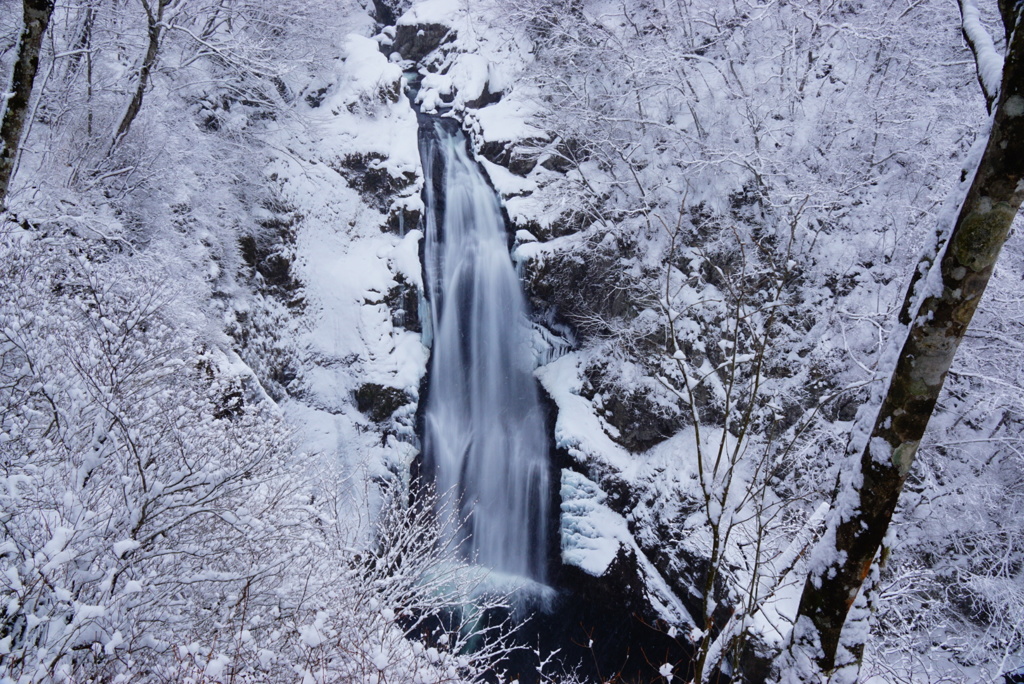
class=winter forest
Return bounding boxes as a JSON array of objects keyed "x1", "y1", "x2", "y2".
[{"x1": 1, "y1": 0, "x2": 1023, "y2": 681}]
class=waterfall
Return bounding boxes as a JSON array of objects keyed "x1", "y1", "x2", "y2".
[{"x1": 420, "y1": 119, "x2": 550, "y2": 584}]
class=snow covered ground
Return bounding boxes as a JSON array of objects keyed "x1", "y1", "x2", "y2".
[{"x1": 2, "y1": 0, "x2": 1022, "y2": 680}]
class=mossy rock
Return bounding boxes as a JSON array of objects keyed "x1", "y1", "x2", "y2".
[
  {"x1": 354, "y1": 383, "x2": 411, "y2": 422},
  {"x1": 479, "y1": 138, "x2": 546, "y2": 177},
  {"x1": 331, "y1": 153, "x2": 418, "y2": 212},
  {"x1": 384, "y1": 275, "x2": 421, "y2": 332},
  {"x1": 393, "y1": 23, "x2": 455, "y2": 62},
  {"x1": 539, "y1": 136, "x2": 591, "y2": 173},
  {"x1": 520, "y1": 235, "x2": 639, "y2": 338},
  {"x1": 385, "y1": 202, "x2": 422, "y2": 235}
]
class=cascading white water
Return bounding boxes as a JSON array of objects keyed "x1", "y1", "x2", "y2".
[{"x1": 420, "y1": 120, "x2": 550, "y2": 584}]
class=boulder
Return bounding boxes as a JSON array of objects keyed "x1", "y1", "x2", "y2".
[
  {"x1": 354, "y1": 383, "x2": 411, "y2": 422},
  {"x1": 393, "y1": 23, "x2": 455, "y2": 63}
]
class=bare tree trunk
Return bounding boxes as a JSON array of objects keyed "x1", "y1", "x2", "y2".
[
  {"x1": 63, "y1": 4, "x2": 96, "y2": 84},
  {"x1": 999, "y1": 0, "x2": 1018, "y2": 42},
  {"x1": 784, "y1": 9, "x2": 1024, "y2": 676},
  {"x1": 112, "y1": 0, "x2": 171, "y2": 146},
  {"x1": 0, "y1": 0, "x2": 55, "y2": 207}
]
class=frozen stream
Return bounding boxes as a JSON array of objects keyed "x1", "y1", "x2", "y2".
[{"x1": 420, "y1": 119, "x2": 550, "y2": 584}]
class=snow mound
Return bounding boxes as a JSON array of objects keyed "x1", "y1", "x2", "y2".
[
  {"x1": 560, "y1": 469, "x2": 625, "y2": 577},
  {"x1": 560, "y1": 470, "x2": 695, "y2": 627}
]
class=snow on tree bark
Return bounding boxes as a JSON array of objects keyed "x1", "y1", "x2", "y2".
[
  {"x1": 113, "y1": 0, "x2": 172, "y2": 145},
  {"x1": 0, "y1": 0, "x2": 54, "y2": 206},
  {"x1": 785, "y1": 8, "x2": 1024, "y2": 676}
]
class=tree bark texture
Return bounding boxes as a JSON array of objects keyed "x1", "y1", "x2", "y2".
[
  {"x1": 113, "y1": 0, "x2": 171, "y2": 145},
  {"x1": 999, "y1": 0, "x2": 1019, "y2": 41},
  {"x1": 0, "y1": 0, "x2": 55, "y2": 206},
  {"x1": 791, "y1": 11, "x2": 1024, "y2": 674}
]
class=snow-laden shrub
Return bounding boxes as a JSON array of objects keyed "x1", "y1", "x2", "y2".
[
  {"x1": 0, "y1": 223, "x2": 516, "y2": 683},
  {"x1": 0, "y1": 224, "x2": 288, "y2": 679}
]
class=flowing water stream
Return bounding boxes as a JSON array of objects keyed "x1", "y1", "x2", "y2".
[{"x1": 419, "y1": 119, "x2": 550, "y2": 584}]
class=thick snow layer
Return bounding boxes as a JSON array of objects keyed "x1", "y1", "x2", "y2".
[
  {"x1": 560, "y1": 470, "x2": 695, "y2": 627},
  {"x1": 448, "y1": 54, "x2": 489, "y2": 104},
  {"x1": 398, "y1": 0, "x2": 463, "y2": 26},
  {"x1": 468, "y1": 98, "x2": 545, "y2": 145},
  {"x1": 560, "y1": 469, "x2": 624, "y2": 576},
  {"x1": 339, "y1": 36, "x2": 404, "y2": 104},
  {"x1": 536, "y1": 353, "x2": 633, "y2": 471},
  {"x1": 264, "y1": 31, "x2": 426, "y2": 489},
  {"x1": 400, "y1": 0, "x2": 535, "y2": 118},
  {"x1": 478, "y1": 158, "x2": 535, "y2": 197},
  {"x1": 392, "y1": 229, "x2": 424, "y2": 290},
  {"x1": 747, "y1": 502, "x2": 831, "y2": 647},
  {"x1": 310, "y1": 35, "x2": 420, "y2": 179},
  {"x1": 959, "y1": 0, "x2": 1004, "y2": 102}
]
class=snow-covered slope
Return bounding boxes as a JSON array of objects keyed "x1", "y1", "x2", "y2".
[{"x1": 2, "y1": 0, "x2": 1022, "y2": 680}]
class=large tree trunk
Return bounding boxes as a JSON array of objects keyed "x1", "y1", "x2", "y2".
[
  {"x1": 0, "y1": 0, "x2": 55, "y2": 207},
  {"x1": 113, "y1": 0, "x2": 171, "y2": 146},
  {"x1": 785, "y1": 9, "x2": 1024, "y2": 676}
]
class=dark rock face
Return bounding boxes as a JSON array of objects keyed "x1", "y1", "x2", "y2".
[
  {"x1": 1005, "y1": 666, "x2": 1024, "y2": 683},
  {"x1": 479, "y1": 139, "x2": 545, "y2": 177},
  {"x1": 479, "y1": 140, "x2": 511, "y2": 167},
  {"x1": 513, "y1": 208, "x2": 594, "y2": 243},
  {"x1": 644, "y1": 513, "x2": 729, "y2": 627},
  {"x1": 377, "y1": 78, "x2": 403, "y2": 105},
  {"x1": 587, "y1": 383, "x2": 686, "y2": 453},
  {"x1": 228, "y1": 198, "x2": 304, "y2": 403},
  {"x1": 370, "y1": 0, "x2": 402, "y2": 25},
  {"x1": 385, "y1": 274, "x2": 421, "y2": 332},
  {"x1": 393, "y1": 23, "x2": 455, "y2": 62},
  {"x1": 540, "y1": 136, "x2": 591, "y2": 173},
  {"x1": 355, "y1": 383, "x2": 411, "y2": 422},
  {"x1": 331, "y1": 152, "x2": 417, "y2": 212},
  {"x1": 239, "y1": 240, "x2": 302, "y2": 309},
  {"x1": 507, "y1": 151, "x2": 538, "y2": 177},
  {"x1": 385, "y1": 203, "x2": 422, "y2": 235},
  {"x1": 237, "y1": 200, "x2": 304, "y2": 307},
  {"x1": 481, "y1": 579, "x2": 695, "y2": 684},
  {"x1": 565, "y1": 544, "x2": 646, "y2": 612},
  {"x1": 305, "y1": 86, "x2": 329, "y2": 108},
  {"x1": 463, "y1": 80, "x2": 503, "y2": 109},
  {"x1": 493, "y1": 504, "x2": 695, "y2": 684},
  {"x1": 520, "y1": 235, "x2": 640, "y2": 337},
  {"x1": 329, "y1": 152, "x2": 419, "y2": 234},
  {"x1": 534, "y1": 564, "x2": 694, "y2": 683}
]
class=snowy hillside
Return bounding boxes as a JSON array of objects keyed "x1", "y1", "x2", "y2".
[{"x1": 1, "y1": 0, "x2": 1022, "y2": 681}]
